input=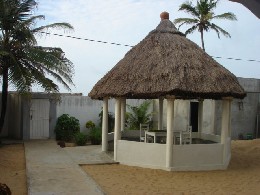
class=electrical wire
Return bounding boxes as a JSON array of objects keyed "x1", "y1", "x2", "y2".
[{"x1": 40, "y1": 32, "x2": 260, "y2": 63}]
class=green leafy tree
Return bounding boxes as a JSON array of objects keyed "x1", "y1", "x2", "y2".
[
  {"x1": 126, "y1": 100, "x2": 153, "y2": 130},
  {"x1": 0, "y1": 0, "x2": 74, "y2": 134},
  {"x1": 174, "y1": 0, "x2": 237, "y2": 51}
]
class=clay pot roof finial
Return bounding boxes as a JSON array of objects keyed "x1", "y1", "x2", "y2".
[{"x1": 160, "y1": 11, "x2": 169, "y2": 20}]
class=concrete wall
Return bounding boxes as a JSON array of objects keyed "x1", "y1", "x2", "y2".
[
  {"x1": 0, "y1": 94, "x2": 10, "y2": 137},
  {"x1": 231, "y1": 78, "x2": 260, "y2": 139},
  {"x1": 215, "y1": 78, "x2": 260, "y2": 139},
  {"x1": 8, "y1": 94, "x2": 22, "y2": 139},
  {"x1": 56, "y1": 95, "x2": 145, "y2": 133},
  {"x1": 0, "y1": 93, "x2": 23, "y2": 139},
  {"x1": 153, "y1": 99, "x2": 215, "y2": 133}
]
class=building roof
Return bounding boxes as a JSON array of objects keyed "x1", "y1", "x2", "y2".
[
  {"x1": 89, "y1": 13, "x2": 246, "y2": 100},
  {"x1": 230, "y1": 0, "x2": 260, "y2": 18}
]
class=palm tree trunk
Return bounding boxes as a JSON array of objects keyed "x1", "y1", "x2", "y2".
[
  {"x1": 200, "y1": 30, "x2": 205, "y2": 51},
  {"x1": 0, "y1": 65, "x2": 9, "y2": 134}
]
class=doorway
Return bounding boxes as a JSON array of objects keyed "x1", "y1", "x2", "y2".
[
  {"x1": 30, "y1": 99, "x2": 50, "y2": 139},
  {"x1": 190, "y1": 102, "x2": 198, "y2": 132}
]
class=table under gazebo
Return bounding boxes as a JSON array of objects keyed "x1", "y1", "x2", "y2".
[{"x1": 89, "y1": 12, "x2": 246, "y2": 171}]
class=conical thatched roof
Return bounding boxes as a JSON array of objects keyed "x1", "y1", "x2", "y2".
[{"x1": 89, "y1": 12, "x2": 246, "y2": 100}]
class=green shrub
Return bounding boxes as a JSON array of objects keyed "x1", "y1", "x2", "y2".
[
  {"x1": 74, "y1": 132, "x2": 88, "y2": 146},
  {"x1": 126, "y1": 100, "x2": 153, "y2": 130},
  {"x1": 55, "y1": 114, "x2": 80, "y2": 142},
  {"x1": 85, "y1": 120, "x2": 95, "y2": 129},
  {"x1": 89, "y1": 126, "x2": 102, "y2": 145}
]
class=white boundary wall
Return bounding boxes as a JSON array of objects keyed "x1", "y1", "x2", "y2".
[{"x1": 56, "y1": 95, "x2": 144, "y2": 133}]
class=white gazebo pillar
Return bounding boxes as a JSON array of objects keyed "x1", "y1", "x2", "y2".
[
  {"x1": 114, "y1": 98, "x2": 121, "y2": 161},
  {"x1": 166, "y1": 97, "x2": 175, "y2": 169},
  {"x1": 198, "y1": 100, "x2": 204, "y2": 138},
  {"x1": 221, "y1": 97, "x2": 232, "y2": 163},
  {"x1": 121, "y1": 98, "x2": 126, "y2": 131},
  {"x1": 102, "y1": 97, "x2": 108, "y2": 152},
  {"x1": 158, "y1": 98, "x2": 164, "y2": 130}
]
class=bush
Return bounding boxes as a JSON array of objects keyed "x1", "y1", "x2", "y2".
[
  {"x1": 55, "y1": 114, "x2": 80, "y2": 142},
  {"x1": 89, "y1": 126, "x2": 102, "y2": 145},
  {"x1": 85, "y1": 120, "x2": 95, "y2": 129},
  {"x1": 74, "y1": 132, "x2": 88, "y2": 146}
]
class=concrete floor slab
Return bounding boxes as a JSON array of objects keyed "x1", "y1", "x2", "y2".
[{"x1": 25, "y1": 140, "x2": 111, "y2": 195}]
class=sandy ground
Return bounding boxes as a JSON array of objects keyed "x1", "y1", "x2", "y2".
[
  {"x1": 82, "y1": 140, "x2": 260, "y2": 195},
  {"x1": 0, "y1": 144, "x2": 27, "y2": 195}
]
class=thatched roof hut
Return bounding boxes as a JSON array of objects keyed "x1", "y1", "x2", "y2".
[
  {"x1": 90, "y1": 12, "x2": 245, "y2": 171},
  {"x1": 89, "y1": 12, "x2": 246, "y2": 100}
]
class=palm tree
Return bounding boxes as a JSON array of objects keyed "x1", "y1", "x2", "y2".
[
  {"x1": 126, "y1": 100, "x2": 153, "y2": 130},
  {"x1": 0, "y1": 0, "x2": 74, "y2": 133},
  {"x1": 174, "y1": 0, "x2": 237, "y2": 51}
]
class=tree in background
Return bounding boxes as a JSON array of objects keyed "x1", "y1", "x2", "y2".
[
  {"x1": 174, "y1": 0, "x2": 237, "y2": 51},
  {"x1": 0, "y1": 0, "x2": 74, "y2": 134}
]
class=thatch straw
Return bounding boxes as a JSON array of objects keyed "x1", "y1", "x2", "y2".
[{"x1": 89, "y1": 14, "x2": 246, "y2": 100}]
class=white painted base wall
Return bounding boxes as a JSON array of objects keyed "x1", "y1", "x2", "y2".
[
  {"x1": 117, "y1": 140, "x2": 166, "y2": 170},
  {"x1": 116, "y1": 138, "x2": 231, "y2": 171}
]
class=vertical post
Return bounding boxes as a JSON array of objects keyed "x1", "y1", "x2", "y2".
[
  {"x1": 158, "y1": 98, "x2": 163, "y2": 130},
  {"x1": 121, "y1": 98, "x2": 126, "y2": 132},
  {"x1": 198, "y1": 100, "x2": 204, "y2": 138},
  {"x1": 228, "y1": 100, "x2": 232, "y2": 137},
  {"x1": 102, "y1": 98, "x2": 108, "y2": 152},
  {"x1": 166, "y1": 98, "x2": 175, "y2": 169},
  {"x1": 221, "y1": 98, "x2": 232, "y2": 163},
  {"x1": 114, "y1": 98, "x2": 121, "y2": 161}
]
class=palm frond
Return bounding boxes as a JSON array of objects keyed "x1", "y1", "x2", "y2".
[
  {"x1": 126, "y1": 100, "x2": 152, "y2": 129},
  {"x1": 33, "y1": 23, "x2": 74, "y2": 33},
  {"x1": 213, "y1": 12, "x2": 237, "y2": 21},
  {"x1": 185, "y1": 25, "x2": 199, "y2": 35},
  {"x1": 22, "y1": 15, "x2": 45, "y2": 27},
  {"x1": 209, "y1": 23, "x2": 231, "y2": 38},
  {"x1": 179, "y1": 2, "x2": 200, "y2": 18},
  {"x1": 174, "y1": 18, "x2": 199, "y2": 25}
]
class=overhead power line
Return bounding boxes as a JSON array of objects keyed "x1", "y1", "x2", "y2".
[
  {"x1": 40, "y1": 32, "x2": 260, "y2": 63},
  {"x1": 40, "y1": 32, "x2": 133, "y2": 47}
]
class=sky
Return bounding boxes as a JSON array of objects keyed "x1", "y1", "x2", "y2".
[{"x1": 33, "y1": 0, "x2": 260, "y2": 95}]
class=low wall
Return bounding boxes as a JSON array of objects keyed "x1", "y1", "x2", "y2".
[
  {"x1": 171, "y1": 143, "x2": 224, "y2": 171},
  {"x1": 116, "y1": 140, "x2": 227, "y2": 171},
  {"x1": 200, "y1": 133, "x2": 221, "y2": 143},
  {"x1": 116, "y1": 140, "x2": 166, "y2": 170},
  {"x1": 122, "y1": 130, "x2": 140, "y2": 138}
]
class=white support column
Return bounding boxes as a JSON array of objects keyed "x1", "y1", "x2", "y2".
[
  {"x1": 198, "y1": 100, "x2": 204, "y2": 138},
  {"x1": 114, "y1": 98, "x2": 121, "y2": 161},
  {"x1": 158, "y1": 98, "x2": 164, "y2": 130},
  {"x1": 121, "y1": 98, "x2": 126, "y2": 132},
  {"x1": 102, "y1": 98, "x2": 108, "y2": 152},
  {"x1": 166, "y1": 98, "x2": 175, "y2": 169},
  {"x1": 228, "y1": 101, "x2": 232, "y2": 137},
  {"x1": 221, "y1": 98, "x2": 232, "y2": 163}
]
